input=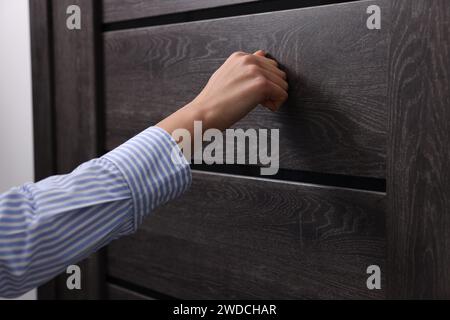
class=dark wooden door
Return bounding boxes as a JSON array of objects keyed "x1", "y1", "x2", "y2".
[{"x1": 30, "y1": 0, "x2": 450, "y2": 299}]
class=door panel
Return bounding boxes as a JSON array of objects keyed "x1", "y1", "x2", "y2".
[
  {"x1": 108, "y1": 171, "x2": 386, "y2": 299},
  {"x1": 103, "y1": 0, "x2": 262, "y2": 23},
  {"x1": 104, "y1": 0, "x2": 389, "y2": 178}
]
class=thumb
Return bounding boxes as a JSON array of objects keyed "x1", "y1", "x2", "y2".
[{"x1": 253, "y1": 50, "x2": 266, "y2": 57}]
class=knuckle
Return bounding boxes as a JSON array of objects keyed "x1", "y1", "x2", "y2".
[
  {"x1": 230, "y1": 51, "x2": 245, "y2": 59},
  {"x1": 241, "y1": 54, "x2": 254, "y2": 64},
  {"x1": 254, "y1": 76, "x2": 269, "y2": 90},
  {"x1": 246, "y1": 64, "x2": 261, "y2": 77}
]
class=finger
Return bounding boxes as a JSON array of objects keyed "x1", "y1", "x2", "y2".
[
  {"x1": 262, "y1": 100, "x2": 279, "y2": 112},
  {"x1": 253, "y1": 52, "x2": 278, "y2": 67},
  {"x1": 262, "y1": 81, "x2": 288, "y2": 111},
  {"x1": 259, "y1": 68, "x2": 288, "y2": 91},
  {"x1": 252, "y1": 55, "x2": 286, "y2": 79},
  {"x1": 251, "y1": 51, "x2": 283, "y2": 75},
  {"x1": 262, "y1": 97, "x2": 285, "y2": 112},
  {"x1": 253, "y1": 50, "x2": 266, "y2": 57}
]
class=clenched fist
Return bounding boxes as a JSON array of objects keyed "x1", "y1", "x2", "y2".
[{"x1": 157, "y1": 50, "x2": 288, "y2": 134}]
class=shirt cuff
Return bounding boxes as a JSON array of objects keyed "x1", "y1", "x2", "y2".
[{"x1": 102, "y1": 126, "x2": 192, "y2": 231}]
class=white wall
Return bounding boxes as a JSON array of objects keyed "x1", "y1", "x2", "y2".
[{"x1": 0, "y1": 0, "x2": 36, "y2": 300}]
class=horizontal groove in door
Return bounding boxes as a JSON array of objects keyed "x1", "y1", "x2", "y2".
[
  {"x1": 107, "y1": 277, "x2": 173, "y2": 300},
  {"x1": 103, "y1": 0, "x2": 259, "y2": 24},
  {"x1": 100, "y1": 147, "x2": 386, "y2": 191},
  {"x1": 191, "y1": 164, "x2": 387, "y2": 192},
  {"x1": 108, "y1": 171, "x2": 386, "y2": 299},
  {"x1": 102, "y1": 0, "x2": 362, "y2": 30},
  {"x1": 107, "y1": 283, "x2": 153, "y2": 300},
  {"x1": 104, "y1": 0, "x2": 389, "y2": 179}
]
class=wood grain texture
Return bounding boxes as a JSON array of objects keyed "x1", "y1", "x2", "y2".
[
  {"x1": 104, "y1": 0, "x2": 389, "y2": 178},
  {"x1": 107, "y1": 284, "x2": 153, "y2": 300},
  {"x1": 29, "y1": 0, "x2": 55, "y2": 183},
  {"x1": 53, "y1": 0, "x2": 100, "y2": 173},
  {"x1": 102, "y1": 0, "x2": 261, "y2": 23},
  {"x1": 108, "y1": 171, "x2": 386, "y2": 299},
  {"x1": 29, "y1": 0, "x2": 57, "y2": 300},
  {"x1": 49, "y1": 0, "x2": 105, "y2": 300},
  {"x1": 387, "y1": 0, "x2": 450, "y2": 299}
]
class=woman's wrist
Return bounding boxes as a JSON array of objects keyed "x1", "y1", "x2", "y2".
[
  {"x1": 187, "y1": 98, "x2": 221, "y2": 131},
  {"x1": 156, "y1": 99, "x2": 208, "y2": 138}
]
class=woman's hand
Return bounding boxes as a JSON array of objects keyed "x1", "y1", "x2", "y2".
[
  {"x1": 157, "y1": 50, "x2": 288, "y2": 134},
  {"x1": 192, "y1": 50, "x2": 288, "y2": 130}
]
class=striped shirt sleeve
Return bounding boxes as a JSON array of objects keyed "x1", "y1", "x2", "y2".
[{"x1": 0, "y1": 126, "x2": 191, "y2": 298}]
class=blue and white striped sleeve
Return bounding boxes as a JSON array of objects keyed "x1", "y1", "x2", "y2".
[{"x1": 0, "y1": 126, "x2": 191, "y2": 298}]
